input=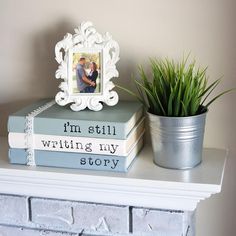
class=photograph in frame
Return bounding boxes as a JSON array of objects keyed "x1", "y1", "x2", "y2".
[{"x1": 70, "y1": 51, "x2": 102, "y2": 95}]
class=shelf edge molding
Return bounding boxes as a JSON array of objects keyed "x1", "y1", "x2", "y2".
[{"x1": 0, "y1": 167, "x2": 224, "y2": 211}]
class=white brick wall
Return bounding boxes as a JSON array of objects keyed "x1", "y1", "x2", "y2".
[
  {"x1": 132, "y1": 208, "x2": 195, "y2": 236},
  {"x1": 30, "y1": 198, "x2": 129, "y2": 234},
  {"x1": 0, "y1": 195, "x2": 28, "y2": 225},
  {"x1": 0, "y1": 194, "x2": 195, "y2": 236}
]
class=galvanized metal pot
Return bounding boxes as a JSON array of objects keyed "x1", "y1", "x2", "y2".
[{"x1": 147, "y1": 111, "x2": 207, "y2": 169}]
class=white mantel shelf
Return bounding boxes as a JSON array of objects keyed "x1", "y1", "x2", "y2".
[{"x1": 0, "y1": 137, "x2": 226, "y2": 211}]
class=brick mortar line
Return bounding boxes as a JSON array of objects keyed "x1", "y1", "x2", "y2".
[
  {"x1": 128, "y1": 206, "x2": 133, "y2": 233},
  {"x1": 0, "y1": 223, "x2": 82, "y2": 235},
  {"x1": 26, "y1": 196, "x2": 32, "y2": 222}
]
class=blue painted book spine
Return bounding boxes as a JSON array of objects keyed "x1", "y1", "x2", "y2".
[{"x1": 8, "y1": 99, "x2": 143, "y2": 140}]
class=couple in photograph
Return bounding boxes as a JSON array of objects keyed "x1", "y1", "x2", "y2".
[{"x1": 76, "y1": 57, "x2": 98, "y2": 93}]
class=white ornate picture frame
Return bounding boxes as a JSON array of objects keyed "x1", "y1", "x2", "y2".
[{"x1": 55, "y1": 21, "x2": 120, "y2": 111}]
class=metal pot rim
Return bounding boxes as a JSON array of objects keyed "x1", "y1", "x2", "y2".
[{"x1": 147, "y1": 109, "x2": 208, "y2": 120}]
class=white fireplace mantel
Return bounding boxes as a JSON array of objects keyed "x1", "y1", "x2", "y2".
[{"x1": 0, "y1": 137, "x2": 226, "y2": 211}]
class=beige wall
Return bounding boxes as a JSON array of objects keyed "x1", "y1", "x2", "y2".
[{"x1": 0, "y1": 0, "x2": 235, "y2": 235}]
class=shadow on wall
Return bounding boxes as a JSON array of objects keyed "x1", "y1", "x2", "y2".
[
  {"x1": 30, "y1": 20, "x2": 76, "y2": 97},
  {"x1": 0, "y1": 20, "x2": 75, "y2": 136},
  {"x1": 114, "y1": 55, "x2": 137, "y2": 101}
]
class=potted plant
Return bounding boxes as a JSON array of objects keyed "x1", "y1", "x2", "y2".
[{"x1": 117, "y1": 56, "x2": 234, "y2": 169}]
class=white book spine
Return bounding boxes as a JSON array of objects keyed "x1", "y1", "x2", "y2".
[{"x1": 9, "y1": 118, "x2": 145, "y2": 156}]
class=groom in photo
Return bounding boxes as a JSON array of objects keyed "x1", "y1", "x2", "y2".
[{"x1": 76, "y1": 57, "x2": 95, "y2": 92}]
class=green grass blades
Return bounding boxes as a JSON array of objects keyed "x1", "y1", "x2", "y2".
[{"x1": 116, "y1": 56, "x2": 235, "y2": 116}]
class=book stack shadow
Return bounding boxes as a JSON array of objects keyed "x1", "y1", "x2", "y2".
[{"x1": 8, "y1": 99, "x2": 145, "y2": 172}]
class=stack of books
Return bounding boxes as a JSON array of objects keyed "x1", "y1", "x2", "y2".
[{"x1": 8, "y1": 99, "x2": 145, "y2": 172}]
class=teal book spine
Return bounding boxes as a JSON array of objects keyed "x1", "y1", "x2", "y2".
[
  {"x1": 9, "y1": 148, "x2": 138, "y2": 172},
  {"x1": 8, "y1": 99, "x2": 143, "y2": 140}
]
